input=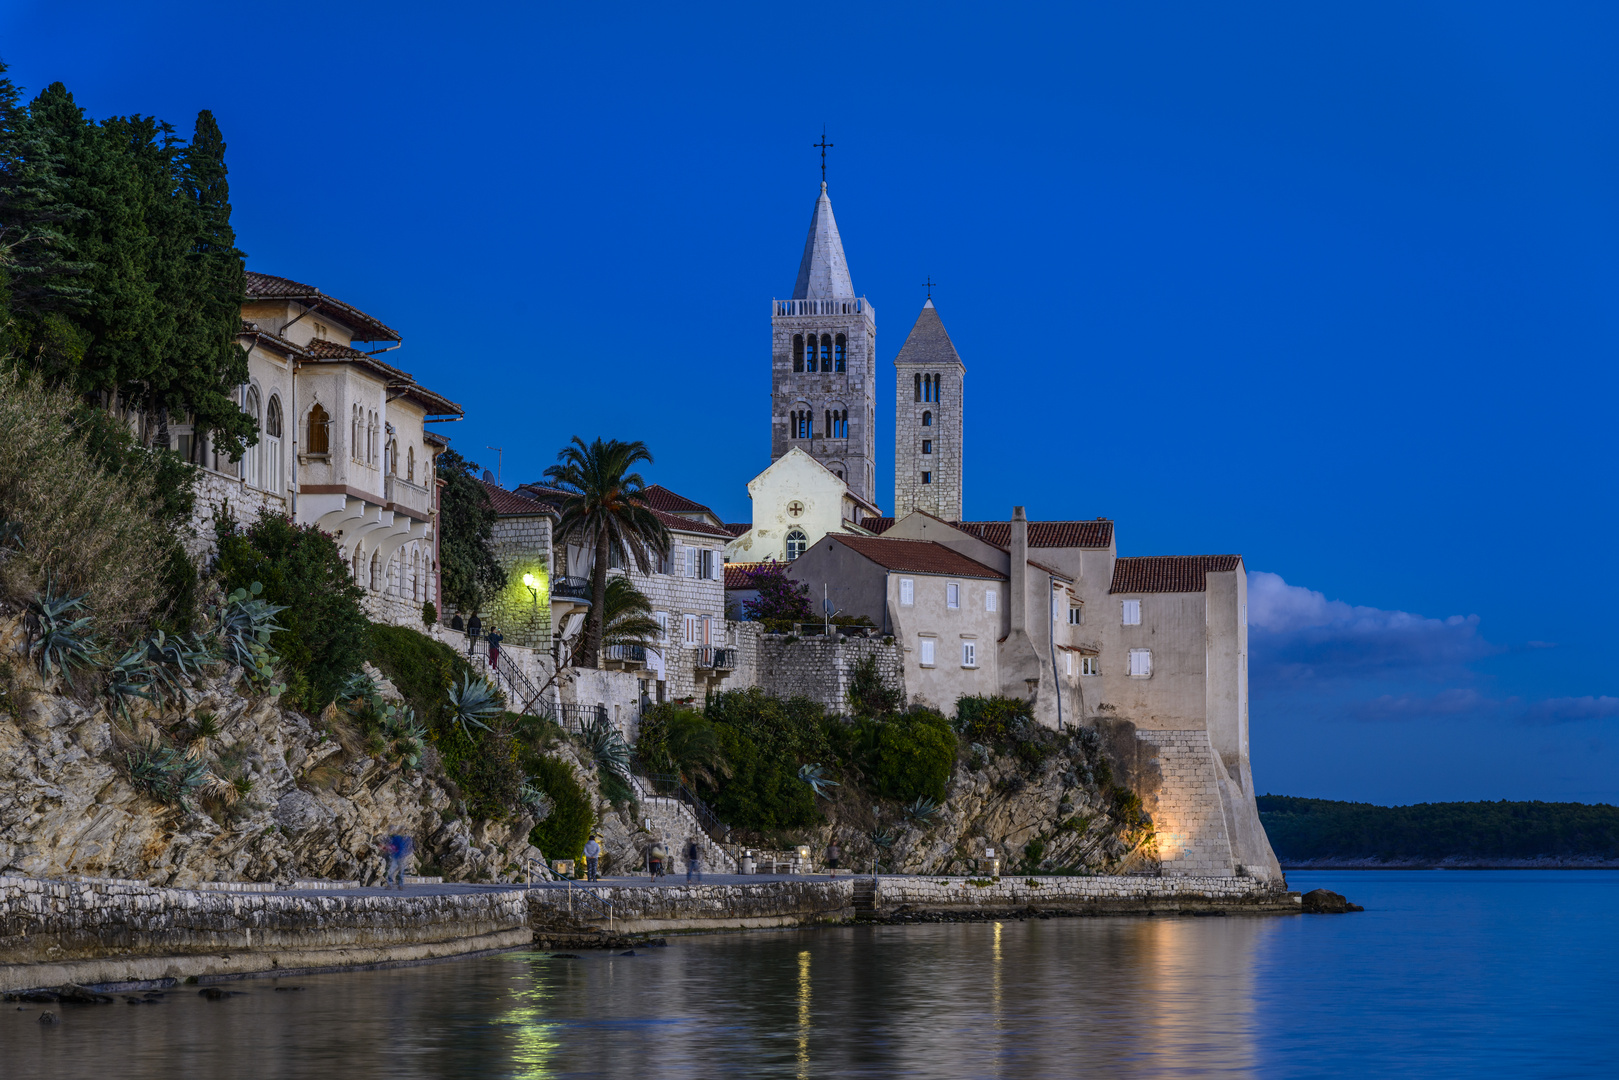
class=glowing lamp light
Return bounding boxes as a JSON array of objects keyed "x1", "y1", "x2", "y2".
[{"x1": 521, "y1": 572, "x2": 542, "y2": 604}]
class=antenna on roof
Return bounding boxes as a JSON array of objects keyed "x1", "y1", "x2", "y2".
[
  {"x1": 481, "y1": 469, "x2": 494, "y2": 483},
  {"x1": 486, "y1": 446, "x2": 503, "y2": 486}
]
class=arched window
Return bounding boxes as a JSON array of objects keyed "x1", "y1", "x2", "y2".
[
  {"x1": 824, "y1": 410, "x2": 832, "y2": 438},
  {"x1": 804, "y1": 334, "x2": 816, "y2": 371},
  {"x1": 351, "y1": 545, "x2": 363, "y2": 582},
  {"x1": 786, "y1": 528, "x2": 808, "y2": 561},
  {"x1": 833, "y1": 409, "x2": 848, "y2": 439},
  {"x1": 819, "y1": 334, "x2": 831, "y2": 367},
  {"x1": 243, "y1": 387, "x2": 262, "y2": 489},
  {"x1": 265, "y1": 395, "x2": 283, "y2": 494},
  {"x1": 834, "y1": 334, "x2": 846, "y2": 371},
  {"x1": 387, "y1": 438, "x2": 399, "y2": 476},
  {"x1": 350, "y1": 407, "x2": 361, "y2": 459},
  {"x1": 407, "y1": 445, "x2": 415, "y2": 482},
  {"x1": 914, "y1": 373, "x2": 922, "y2": 402},
  {"x1": 307, "y1": 404, "x2": 330, "y2": 455},
  {"x1": 793, "y1": 334, "x2": 805, "y2": 373},
  {"x1": 922, "y1": 410, "x2": 932, "y2": 427},
  {"x1": 411, "y1": 548, "x2": 421, "y2": 601},
  {"x1": 792, "y1": 411, "x2": 812, "y2": 439},
  {"x1": 370, "y1": 550, "x2": 381, "y2": 592}
]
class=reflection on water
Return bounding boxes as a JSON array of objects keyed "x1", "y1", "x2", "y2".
[
  {"x1": 0, "y1": 917, "x2": 1273, "y2": 1079},
  {"x1": 5, "y1": 873, "x2": 1617, "y2": 1078}
]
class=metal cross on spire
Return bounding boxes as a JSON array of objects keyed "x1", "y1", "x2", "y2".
[
  {"x1": 814, "y1": 126, "x2": 833, "y2": 183},
  {"x1": 922, "y1": 276, "x2": 937, "y2": 299}
]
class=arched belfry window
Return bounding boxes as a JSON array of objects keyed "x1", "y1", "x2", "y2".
[
  {"x1": 804, "y1": 334, "x2": 817, "y2": 372},
  {"x1": 793, "y1": 334, "x2": 805, "y2": 372},
  {"x1": 786, "y1": 528, "x2": 808, "y2": 561},
  {"x1": 307, "y1": 404, "x2": 330, "y2": 455},
  {"x1": 921, "y1": 374, "x2": 940, "y2": 403},
  {"x1": 914, "y1": 373, "x2": 922, "y2": 402},
  {"x1": 820, "y1": 334, "x2": 832, "y2": 367},
  {"x1": 834, "y1": 334, "x2": 846, "y2": 371},
  {"x1": 922, "y1": 410, "x2": 933, "y2": 427}
]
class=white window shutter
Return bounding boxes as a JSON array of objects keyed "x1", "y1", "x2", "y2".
[
  {"x1": 920, "y1": 638, "x2": 935, "y2": 665},
  {"x1": 986, "y1": 589, "x2": 997, "y2": 612},
  {"x1": 900, "y1": 578, "x2": 914, "y2": 606}
]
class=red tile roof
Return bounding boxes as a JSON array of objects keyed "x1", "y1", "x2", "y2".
[
  {"x1": 1109, "y1": 555, "x2": 1243, "y2": 594},
  {"x1": 482, "y1": 480, "x2": 558, "y2": 516},
  {"x1": 821, "y1": 535, "x2": 1005, "y2": 580},
  {"x1": 643, "y1": 484, "x2": 717, "y2": 517},
  {"x1": 302, "y1": 338, "x2": 374, "y2": 361},
  {"x1": 954, "y1": 519, "x2": 1114, "y2": 549},
  {"x1": 859, "y1": 516, "x2": 895, "y2": 535},
  {"x1": 244, "y1": 270, "x2": 401, "y2": 343},
  {"x1": 649, "y1": 506, "x2": 733, "y2": 538},
  {"x1": 724, "y1": 562, "x2": 771, "y2": 589},
  {"x1": 723, "y1": 522, "x2": 751, "y2": 537}
]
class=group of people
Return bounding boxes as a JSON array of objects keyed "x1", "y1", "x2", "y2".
[
  {"x1": 643, "y1": 836, "x2": 707, "y2": 882},
  {"x1": 448, "y1": 612, "x2": 504, "y2": 669}
]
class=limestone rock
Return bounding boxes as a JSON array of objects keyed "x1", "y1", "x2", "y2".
[{"x1": 1300, "y1": 888, "x2": 1363, "y2": 913}]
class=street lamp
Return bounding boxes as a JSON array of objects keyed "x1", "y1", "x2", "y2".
[
  {"x1": 522, "y1": 572, "x2": 540, "y2": 605},
  {"x1": 985, "y1": 847, "x2": 1000, "y2": 880},
  {"x1": 796, "y1": 844, "x2": 813, "y2": 875}
]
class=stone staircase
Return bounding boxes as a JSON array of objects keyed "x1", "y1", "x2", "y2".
[
  {"x1": 851, "y1": 877, "x2": 878, "y2": 919},
  {"x1": 631, "y1": 778, "x2": 738, "y2": 874}
]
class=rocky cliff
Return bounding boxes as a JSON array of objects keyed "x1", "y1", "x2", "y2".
[{"x1": 0, "y1": 615, "x2": 544, "y2": 886}]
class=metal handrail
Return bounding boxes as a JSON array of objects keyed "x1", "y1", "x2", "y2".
[
  {"x1": 642, "y1": 772, "x2": 730, "y2": 848},
  {"x1": 552, "y1": 576, "x2": 592, "y2": 601},
  {"x1": 472, "y1": 648, "x2": 549, "y2": 717}
]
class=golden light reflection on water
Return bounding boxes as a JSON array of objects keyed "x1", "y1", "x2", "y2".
[
  {"x1": 509, "y1": 974, "x2": 560, "y2": 1079},
  {"x1": 796, "y1": 949, "x2": 812, "y2": 1079}
]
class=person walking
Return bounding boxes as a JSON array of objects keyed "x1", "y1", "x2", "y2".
[
  {"x1": 648, "y1": 839, "x2": 667, "y2": 881},
  {"x1": 465, "y1": 612, "x2": 483, "y2": 655},
  {"x1": 449, "y1": 612, "x2": 464, "y2": 633},
  {"x1": 486, "y1": 625, "x2": 504, "y2": 671},
  {"x1": 825, "y1": 838, "x2": 842, "y2": 878},
  {"x1": 685, "y1": 836, "x2": 703, "y2": 883},
  {"x1": 382, "y1": 833, "x2": 412, "y2": 890},
  {"x1": 584, "y1": 835, "x2": 601, "y2": 882}
]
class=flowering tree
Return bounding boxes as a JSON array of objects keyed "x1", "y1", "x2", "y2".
[{"x1": 741, "y1": 562, "x2": 813, "y2": 623}]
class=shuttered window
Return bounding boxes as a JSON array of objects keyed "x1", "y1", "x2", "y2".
[
  {"x1": 1121, "y1": 599, "x2": 1141, "y2": 626},
  {"x1": 919, "y1": 638, "x2": 935, "y2": 666},
  {"x1": 684, "y1": 614, "x2": 698, "y2": 645},
  {"x1": 899, "y1": 578, "x2": 914, "y2": 606},
  {"x1": 985, "y1": 589, "x2": 997, "y2": 613},
  {"x1": 947, "y1": 582, "x2": 960, "y2": 609},
  {"x1": 1128, "y1": 649, "x2": 1152, "y2": 678}
]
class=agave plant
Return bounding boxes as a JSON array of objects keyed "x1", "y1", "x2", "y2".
[
  {"x1": 27, "y1": 585, "x2": 100, "y2": 686},
  {"x1": 798, "y1": 763, "x2": 840, "y2": 799},
  {"x1": 137, "y1": 629, "x2": 213, "y2": 703},
  {"x1": 583, "y1": 715, "x2": 632, "y2": 784},
  {"x1": 214, "y1": 582, "x2": 285, "y2": 685},
  {"x1": 446, "y1": 673, "x2": 501, "y2": 739},
  {"x1": 380, "y1": 704, "x2": 427, "y2": 769},
  {"x1": 338, "y1": 669, "x2": 380, "y2": 706},
  {"x1": 185, "y1": 711, "x2": 221, "y2": 762},
  {"x1": 104, "y1": 643, "x2": 160, "y2": 718},
  {"x1": 125, "y1": 740, "x2": 210, "y2": 808},
  {"x1": 518, "y1": 780, "x2": 554, "y2": 822},
  {"x1": 904, "y1": 796, "x2": 941, "y2": 824}
]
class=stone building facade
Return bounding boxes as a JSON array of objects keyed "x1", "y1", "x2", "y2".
[
  {"x1": 770, "y1": 182, "x2": 878, "y2": 505},
  {"x1": 892, "y1": 300, "x2": 965, "y2": 521}
]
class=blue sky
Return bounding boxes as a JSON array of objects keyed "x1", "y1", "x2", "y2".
[{"x1": 5, "y1": 1, "x2": 1616, "y2": 804}]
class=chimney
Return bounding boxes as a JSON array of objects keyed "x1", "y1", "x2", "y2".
[{"x1": 1009, "y1": 506, "x2": 1028, "y2": 634}]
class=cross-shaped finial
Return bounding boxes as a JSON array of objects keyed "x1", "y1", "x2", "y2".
[
  {"x1": 814, "y1": 126, "x2": 833, "y2": 183},
  {"x1": 922, "y1": 276, "x2": 937, "y2": 299}
]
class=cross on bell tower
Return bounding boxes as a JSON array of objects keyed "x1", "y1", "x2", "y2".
[{"x1": 814, "y1": 128, "x2": 833, "y2": 183}]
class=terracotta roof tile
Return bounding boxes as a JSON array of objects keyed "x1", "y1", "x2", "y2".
[
  {"x1": 954, "y1": 519, "x2": 1114, "y2": 549},
  {"x1": 724, "y1": 562, "x2": 770, "y2": 589},
  {"x1": 1109, "y1": 555, "x2": 1243, "y2": 594},
  {"x1": 723, "y1": 522, "x2": 751, "y2": 537},
  {"x1": 649, "y1": 507, "x2": 732, "y2": 538},
  {"x1": 643, "y1": 484, "x2": 716, "y2": 516},
  {"x1": 482, "y1": 480, "x2": 558, "y2": 516},
  {"x1": 860, "y1": 516, "x2": 895, "y2": 535},
  {"x1": 244, "y1": 270, "x2": 400, "y2": 342},
  {"x1": 821, "y1": 535, "x2": 1005, "y2": 580}
]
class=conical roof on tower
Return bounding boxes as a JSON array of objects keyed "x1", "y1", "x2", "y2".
[
  {"x1": 895, "y1": 299, "x2": 964, "y2": 368},
  {"x1": 791, "y1": 182, "x2": 856, "y2": 300}
]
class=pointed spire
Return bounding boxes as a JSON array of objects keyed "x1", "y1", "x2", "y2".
[
  {"x1": 896, "y1": 300, "x2": 963, "y2": 368},
  {"x1": 791, "y1": 182, "x2": 855, "y2": 300}
]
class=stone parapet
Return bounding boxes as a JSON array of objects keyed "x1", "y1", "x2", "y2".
[
  {"x1": 0, "y1": 877, "x2": 529, "y2": 992},
  {"x1": 757, "y1": 633, "x2": 903, "y2": 714},
  {"x1": 872, "y1": 873, "x2": 1293, "y2": 914},
  {"x1": 527, "y1": 880, "x2": 856, "y2": 935}
]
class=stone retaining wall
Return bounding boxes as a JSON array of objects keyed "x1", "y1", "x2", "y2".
[
  {"x1": 874, "y1": 874, "x2": 1295, "y2": 914},
  {"x1": 0, "y1": 878, "x2": 529, "y2": 992},
  {"x1": 527, "y1": 879, "x2": 856, "y2": 935}
]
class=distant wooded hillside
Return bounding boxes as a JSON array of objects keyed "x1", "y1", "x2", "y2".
[{"x1": 1257, "y1": 795, "x2": 1619, "y2": 865}]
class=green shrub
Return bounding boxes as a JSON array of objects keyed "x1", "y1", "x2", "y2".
[
  {"x1": 955, "y1": 695, "x2": 1033, "y2": 745},
  {"x1": 846, "y1": 652, "x2": 904, "y2": 719},
  {"x1": 216, "y1": 513, "x2": 369, "y2": 710},
  {"x1": 526, "y1": 752, "x2": 593, "y2": 861},
  {"x1": 706, "y1": 722, "x2": 819, "y2": 831},
  {"x1": 369, "y1": 624, "x2": 474, "y2": 730},
  {"x1": 856, "y1": 708, "x2": 956, "y2": 804}
]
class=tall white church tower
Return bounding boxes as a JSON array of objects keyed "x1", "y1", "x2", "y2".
[
  {"x1": 770, "y1": 182, "x2": 878, "y2": 505},
  {"x1": 893, "y1": 299, "x2": 965, "y2": 520}
]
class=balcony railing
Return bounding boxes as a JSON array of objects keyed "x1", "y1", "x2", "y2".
[
  {"x1": 551, "y1": 576, "x2": 591, "y2": 603},
  {"x1": 603, "y1": 643, "x2": 647, "y2": 665},
  {"x1": 383, "y1": 473, "x2": 433, "y2": 516},
  {"x1": 696, "y1": 646, "x2": 736, "y2": 671},
  {"x1": 772, "y1": 297, "x2": 868, "y2": 317}
]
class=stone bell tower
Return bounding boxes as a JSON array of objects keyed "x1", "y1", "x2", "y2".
[
  {"x1": 770, "y1": 182, "x2": 878, "y2": 504},
  {"x1": 893, "y1": 299, "x2": 965, "y2": 520}
]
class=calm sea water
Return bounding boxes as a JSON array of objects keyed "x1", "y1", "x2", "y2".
[{"x1": 4, "y1": 871, "x2": 1615, "y2": 1078}]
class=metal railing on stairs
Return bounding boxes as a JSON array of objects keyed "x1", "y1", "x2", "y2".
[{"x1": 641, "y1": 773, "x2": 731, "y2": 849}]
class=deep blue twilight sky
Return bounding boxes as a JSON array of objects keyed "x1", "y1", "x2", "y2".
[{"x1": 5, "y1": 1, "x2": 1616, "y2": 804}]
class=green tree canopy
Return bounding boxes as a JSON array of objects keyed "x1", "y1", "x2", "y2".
[{"x1": 435, "y1": 446, "x2": 504, "y2": 615}]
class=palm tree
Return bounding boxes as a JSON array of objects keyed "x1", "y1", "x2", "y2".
[
  {"x1": 602, "y1": 576, "x2": 662, "y2": 652},
  {"x1": 543, "y1": 437, "x2": 670, "y2": 668}
]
